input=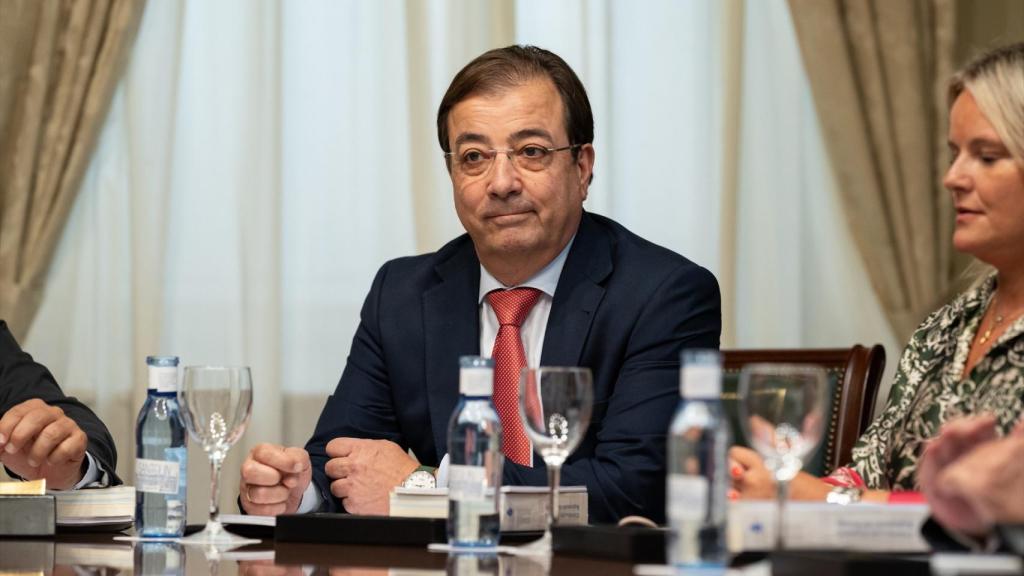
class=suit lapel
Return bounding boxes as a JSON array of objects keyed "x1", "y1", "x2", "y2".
[
  {"x1": 541, "y1": 213, "x2": 612, "y2": 367},
  {"x1": 423, "y1": 241, "x2": 481, "y2": 460}
]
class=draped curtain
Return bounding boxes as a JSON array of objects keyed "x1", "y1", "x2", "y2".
[
  {"x1": 22, "y1": 0, "x2": 897, "y2": 519},
  {"x1": 787, "y1": 0, "x2": 968, "y2": 341},
  {"x1": 0, "y1": 0, "x2": 145, "y2": 340}
]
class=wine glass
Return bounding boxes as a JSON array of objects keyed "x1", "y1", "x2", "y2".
[
  {"x1": 177, "y1": 366, "x2": 257, "y2": 547},
  {"x1": 739, "y1": 363, "x2": 826, "y2": 549},
  {"x1": 517, "y1": 367, "x2": 593, "y2": 554}
]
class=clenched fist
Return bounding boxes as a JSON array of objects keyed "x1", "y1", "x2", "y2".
[
  {"x1": 0, "y1": 398, "x2": 89, "y2": 490},
  {"x1": 239, "y1": 443, "x2": 312, "y2": 515}
]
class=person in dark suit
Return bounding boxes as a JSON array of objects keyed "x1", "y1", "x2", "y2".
[
  {"x1": 0, "y1": 320, "x2": 120, "y2": 489},
  {"x1": 238, "y1": 45, "x2": 721, "y2": 524}
]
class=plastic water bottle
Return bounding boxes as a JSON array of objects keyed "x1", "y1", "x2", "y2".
[
  {"x1": 667, "y1": 349, "x2": 729, "y2": 569},
  {"x1": 134, "y1": 356, "x2": 188, "y2": 537},
  {"x1": 446, "y1": 356, "x2": 503, "y2": 548},
  {"x1": 133, "y1": 542, "x2": 184, "y2": 575}
]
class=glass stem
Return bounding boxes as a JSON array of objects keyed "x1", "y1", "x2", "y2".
[
  {"x1": 209, "y1": 455, "x2": 224, "y2": 523},
  {"x1": 775, "y1": 477, "x2": 789, "y2": 550},
  {"x1": 548, "y1": 464, "x2": 562, "y2": 529}
]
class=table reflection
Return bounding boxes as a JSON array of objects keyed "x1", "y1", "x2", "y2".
[{"x1": 0, "y1": 536, "x2": 635, "y2": 576}]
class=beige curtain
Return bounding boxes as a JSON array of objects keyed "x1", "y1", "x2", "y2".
[
  {"x1": 0, "y1": 0, "x2": 145, "y2": 341},
  {"x1": 786, "y1": 0, "x2": 969, "y2": 341}
]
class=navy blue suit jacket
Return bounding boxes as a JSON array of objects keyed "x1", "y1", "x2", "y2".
[
  {"x1": 306, "y1": 212, "x2": 721, "y2": 523},
  {"x1": 0, "y1": 321, "x2": 121, "y2": 485}
]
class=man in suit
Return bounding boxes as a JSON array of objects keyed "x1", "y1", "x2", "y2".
[
  {"x1": 0, "y1": 321, "x2": 120, "y2": 489},
  {"x1": 238, "y1": 45, "x2": 720, "y2": 523}
]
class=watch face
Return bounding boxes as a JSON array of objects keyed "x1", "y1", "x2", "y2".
[{"x1": 403, "y1": 470, "x2": 436, "y2": 489}]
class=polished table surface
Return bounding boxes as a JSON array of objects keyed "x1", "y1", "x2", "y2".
[
  {"x1": 1, "y1": 532, "x2": 1020, "y2": 575},
  {"x1": 0, "y1": 531, "x2": 644, "y2": 575}
]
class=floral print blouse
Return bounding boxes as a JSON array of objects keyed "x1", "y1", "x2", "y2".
[{"x1": 828, "y1": 274, "x2": 1024, "y2": 490}]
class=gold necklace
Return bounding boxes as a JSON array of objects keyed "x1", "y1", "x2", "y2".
[{"x1": 978, "y1": 295, "x2": 1004, "y2": 345}]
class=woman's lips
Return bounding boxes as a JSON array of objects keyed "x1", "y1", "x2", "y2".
[{"x1": 955, "y1": 208, "x2": 981, "y2": 223}]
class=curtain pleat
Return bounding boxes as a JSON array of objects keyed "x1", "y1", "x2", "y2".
[
  {"x1": 0, "y1": 0, "x2": 146, "y2": 340},
  {"x1": 786, "y1": 0, "x2": 968, "y2": 341}
]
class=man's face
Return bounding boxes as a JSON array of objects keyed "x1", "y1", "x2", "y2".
[{"x1": 446, "y1": 78, "x2": 594, "y2": 267}]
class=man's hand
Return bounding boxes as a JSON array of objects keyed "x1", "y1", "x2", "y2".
[
  {"x1": 918, "y1": 415, "x2": 1000, "y2": 536},
  {"x1": 239, "y1": 444, "x2": 311, "y2": 515},
  {"x1": 0, "y1": 398, "x2": 88, "y2": 490},
  {"x1": 924, "y1": 419, "x2": 1024, "y2": 535},
  {"x1": 324, "y1": 438, "x2": 418, "y2": 515},
  {"x1": 238, "y1": 559, "x2": 304, "y2": 576}
]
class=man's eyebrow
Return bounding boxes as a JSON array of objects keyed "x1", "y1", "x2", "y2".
[
  {"x1": 453, "y1": 132, "x2": 490, "y2": 148},
  {"x1": 510, "y1": 128, "x2": 555, "y2": 143}
]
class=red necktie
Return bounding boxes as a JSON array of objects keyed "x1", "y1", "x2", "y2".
[{"x1": 486, "y1": 288, "x2": 542, "y2": 466}]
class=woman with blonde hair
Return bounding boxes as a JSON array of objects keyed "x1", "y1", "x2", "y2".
[{"x1": 732, "y1": 43, "x2": 1024, "y2": 503}]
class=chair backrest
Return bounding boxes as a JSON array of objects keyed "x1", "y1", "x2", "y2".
[{"x1": 720, "y1": 344, "x2": 886, "y2": 476}]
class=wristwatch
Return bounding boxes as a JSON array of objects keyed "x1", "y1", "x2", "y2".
[
  {"x1": 825, "y1": 486, "x2": 864, "y2": 505},
  {"x1": 402, "y1": 465, "x2": 437, "y2": 489}
]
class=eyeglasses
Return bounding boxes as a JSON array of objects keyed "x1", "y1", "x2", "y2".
[{"x1": 444, "y1": 144, "x2": 580, "y2": 177}]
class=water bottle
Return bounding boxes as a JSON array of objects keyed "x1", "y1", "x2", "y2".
[
  {"x1": 446, "y1": 356, "x2": 503, "y2": 548},
  {"x1": 133, "y1": 542, "x2": 184, "y2": 575},
  {"x1": 134, "y1": 356, "x2": 188, "y2": 537},
  {"x1": 667, "y1": 349, "x2": 729, "y2": 569}
]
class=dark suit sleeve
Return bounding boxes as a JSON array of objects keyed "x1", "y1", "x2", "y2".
[
  {"x1": 304, "y1": 264, "x2": 402, "y2": 512},
  {"x1": 502, "y1": 263, "x2": 721, "y2": 524},
  {"x1": 0, "y1": 321, "x2": 122, "y2": 485}
]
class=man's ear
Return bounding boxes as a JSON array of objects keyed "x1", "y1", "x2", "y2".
[{"x1": 576, "y1": 143, "x2": 595, "y2": 200}]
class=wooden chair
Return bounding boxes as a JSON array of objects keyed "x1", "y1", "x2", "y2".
[{"x1": 720, "y1": 344, "x2": 886, "y2": 476}]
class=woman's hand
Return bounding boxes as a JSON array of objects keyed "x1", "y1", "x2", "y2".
[
  {"x1": 729, "y1": 446, "x2": 833, "y2": 500},
  {"x1": 729, "y1": 446, "x2": 776, "y2": 499}
]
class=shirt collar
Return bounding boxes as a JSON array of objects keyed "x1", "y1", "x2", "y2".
[{"x1": 478, "y1": 235, "x2": 576, "y2": 304}]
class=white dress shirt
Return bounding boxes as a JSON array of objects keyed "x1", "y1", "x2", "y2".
[{"x1": 295, "y1": 237, "x2": 575, "y2": 511}]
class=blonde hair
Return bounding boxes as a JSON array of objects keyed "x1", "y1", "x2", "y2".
[{"x1": 949, "y1": 43, "x2": 1024, "y2": 170}]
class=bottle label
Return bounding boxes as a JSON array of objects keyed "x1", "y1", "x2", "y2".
[
  {"x1": 460, "y1": 368, "x2": 492, "y2": 396},
  {"x1": 448, "y1": 465, "x2": 487, "y2": 502},
  {"x1": 136, "y1": 458, "x2": 181, "y2": 495},
  {"x1": 681, "y1": 365, "x2": 720, "y2": 398},
  {"x1": 668, "y1": 474, "x2": 708, "y2": 521},
  {"x1": 149, "y1": 366, "x2": 178, "y2": 394}
]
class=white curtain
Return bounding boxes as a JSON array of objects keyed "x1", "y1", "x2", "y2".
[
  {"x1": 22, "y1": 0, "x2": 896, "y2": 520},
  {"x1": 732, "y1": 0, "x2": 899, "y2": 393}
]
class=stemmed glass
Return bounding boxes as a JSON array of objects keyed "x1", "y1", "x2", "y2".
[
  {"x1": 517, "y1": 367, "x2": 593, "y2": 554},
  {"x1": 177, "y1": 366, "x2": 257, "y2": 547},
  {"x1": 739, "y1": 364, "x2": 826, "y2": 549}
]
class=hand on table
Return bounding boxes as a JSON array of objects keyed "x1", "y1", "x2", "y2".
[
  {"x1": 240, "y1": 443, "x2": 311, "y2": 515},
  {"x1": 729, "y1": 445, "x2": 832, "y2": 501},
  {"x1": 0, "y1": 398, "x2": 88, "y2": 490},
  {"x1": 729, "y1": 446, "x2": 776, "y2": 499},
  {"x1": 325, "y1": 438, "x2": 418, "y2": 515}
]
